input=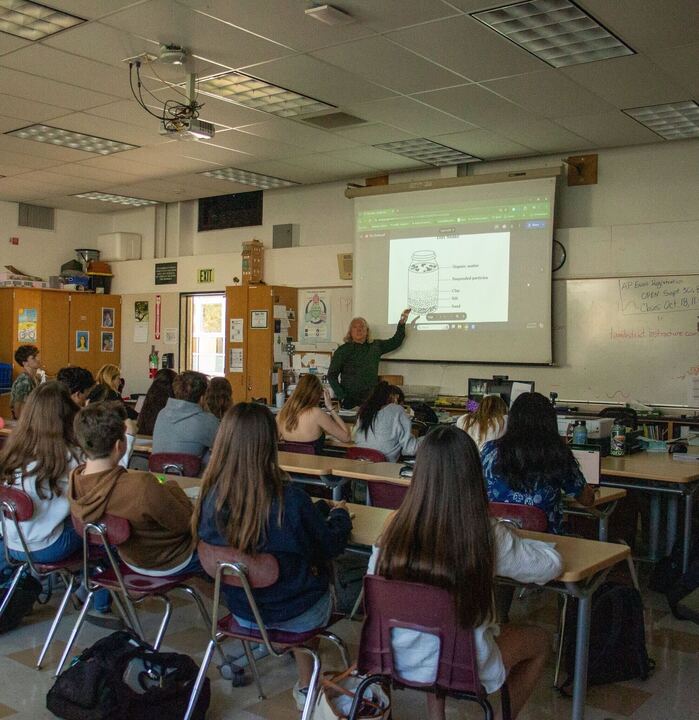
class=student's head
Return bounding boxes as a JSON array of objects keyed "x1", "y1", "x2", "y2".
[
  {"x1": 377, "y1": 425, "x2": 494, "y2": 628},
  {"x1": 0, "y1": 381, "x2": 78, "y2": 497},
  {"x1": 357, "y1": 381, "x2": 394, "y2": 436},
  {"x1": 57, "y1": 366, "x2": 95, "y2": 407},
  {"x1": 192, "y1": 403, "x2": 285, "y2": 553},
  {"x1": 173, "y1": 370, "x2": 209, "y2": 404},
  {"x1": 14, "y1": 344, "x2": 40, "y2": 370},
  {"x1": 95, "y1": 364, "x2": 121, "y2": 391},
  {"x1": 388, "y1": 385, "x2": 405, "y2": 405},
  {"x1": 494, "y1": 391, "x2": 576, "y2": 492},
  {"x1": 463, "y1": 394, "x2": 508, "y2": 438},
  {"x1": 137, "y1": 369, "x2": 177, "y2": 435},
  {"x1": 74, "y1": 402, "x2": 127, "y2": 460},
  {"x1": 277, "y1": 373, "x2": 322, "y2": 432},
  {"x1": 344, "y1": 317, "x2": 370, "y2": 344},
  {"x1": 204, "y1": 377, "x2": 233, "y2": 420}
]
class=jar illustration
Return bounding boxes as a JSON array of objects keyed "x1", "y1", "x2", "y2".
[{"x1": 408, "y1": 250, "x2": 439, "y2": 314}]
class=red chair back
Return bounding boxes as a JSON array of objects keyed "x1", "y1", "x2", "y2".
[
  {"x1": 367, "y1": 482, "x2": 407, "y2": 510},
  {"x1": 149, "y1": 452, "x2": 202, "y2": 477},
  {"x1": 72, "y1": 513, "x2": 131, "y2": 546},
  {"x1": 278, "y1": 441, "x2": 317, "y2": 455},
  {"x1": 346, "y1": 447, "x2": 387, "y2": 463},
  {"x1": 198, "y1": 540, "x2": 279, "y2": 588},
  {"x1": 357, "y1": 575, "x2": 484, "y2": 696},
  {"x1": 0, "y1": 485, "x2": 34, "y2": 522},
  {"x1": 488, "y1": 501, "x2": 548, "y2": 532}
]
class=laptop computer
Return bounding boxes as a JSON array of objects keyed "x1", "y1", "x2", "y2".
[{"x1": 572, "y1": 446, "x2": 601, "y2": 486}]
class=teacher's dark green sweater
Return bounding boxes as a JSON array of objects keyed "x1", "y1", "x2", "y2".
[{"x1": 327, "y1": 323, "x2": 405, "y2": 408}]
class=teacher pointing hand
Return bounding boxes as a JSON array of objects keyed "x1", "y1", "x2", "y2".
[{"x1": 327, "y1": 309, "x2": 410, "y2": 409}]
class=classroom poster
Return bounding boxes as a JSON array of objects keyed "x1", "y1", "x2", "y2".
[
  {"x1": 301, "y1": 289, "x2": 330, "y2": 340},
  {"x1": 230, "y1": 348, "x2": 243, "y2": 373},
  {"x1": 75, "y1": 331, "x2": 89, "y2": 352},
  {"x1": 133, "y1": 300, "x2": 149, "y2": 343},
  {"x1": 101, "y1": 307, "x2": 114, "y2": 328},
  {"x1": 101, "y1": 331, "x2": 114, "y2": 352},
  {"x1": 17, "y1": 308, "x2": 38, "y2": 342},
  {"x1": 230, "y1": 318, "x2": 243, "y2": 343}
]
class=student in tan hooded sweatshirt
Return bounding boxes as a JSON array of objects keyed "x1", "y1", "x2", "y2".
[{"x1": 69, "y1": 402, "x2": 200, "y2": 576}]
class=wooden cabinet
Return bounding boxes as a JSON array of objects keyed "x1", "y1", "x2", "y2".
[
  {"x1": 0, "y1": 288, "x2": 121, "y2": 380},
  {"x1": 225, "y1": 285, "x2": 297, "y2": 403}
]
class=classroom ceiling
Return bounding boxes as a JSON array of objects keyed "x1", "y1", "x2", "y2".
[{"x1": 0, "y1": 0, "x2": 697, "y2": 213}]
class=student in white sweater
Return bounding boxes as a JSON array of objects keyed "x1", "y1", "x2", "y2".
[
  {"x1": 0, "y1": 382, "x2": 134, "y2": 573},
  {"x1": 369, "y1": 425, "x2": 561, "y2": 720},
  {"x1": 456, "y1": 394, "x2": 508, "y2": 450},
  {"x1": 354, "y1": 382, "x2": 419, "y2": 462}
]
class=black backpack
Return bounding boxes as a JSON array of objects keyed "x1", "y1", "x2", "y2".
[
  {"x1": 47, "y1": 630, "x2": 210, "y2": 720},
  {"x1": 559, "y1": 582, "x2": 654, "y2": 693},
  {"x1": 0, "y1": 573, "x2": 42, "y2": 633},
  {"x1": 649, "y1": 537, "x2": 699, "y2": 621}
]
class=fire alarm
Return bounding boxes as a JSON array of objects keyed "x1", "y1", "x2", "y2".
[{"x1": 10, "y1": 236, "x2": 19, "y2": 245}]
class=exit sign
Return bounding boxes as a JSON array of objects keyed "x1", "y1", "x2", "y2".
[{"x1": 197, "y1": 268, "x2": 214, "y2": 284}]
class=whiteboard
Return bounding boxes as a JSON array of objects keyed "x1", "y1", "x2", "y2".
[{"x1": 549, "y1": 275, "x2": 699, "y2": 407}]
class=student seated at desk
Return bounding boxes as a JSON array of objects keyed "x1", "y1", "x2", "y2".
[
  {"x1": 456, "y1": 395, "x2": 508, "y2": 450},
  {"x1": 152, "y1": 371, "x2": 219, "y2": 461},
  {"x1": 70, "y1": 402, "x2": 199, "y2": 577},
  {"x1": 276, "y1": 374, "x2": 350, "y2": 451},
  {"x1": 194, "y1": 403, "x2": 351, "y2": 711},
  {"x1": 481, "y1": 392, "x2": 596, "y2": 534},
  {"x1": 87, "y1": 364, "x2": 138, "y2": 420},
  {"x1": 136, "y1": 368, "x2": 177, "y2": 435},
  {"x1": 354, "y1": 382, "x2": 419, "y2": 462},
  {"x1": 56, "y1": 366, "x2": 95, "y2": 408},
  {"x1": 369, "y1": 426, "x2": 561, "y2": 720},
  {"x1": 204, "y1": 376, "x2": 233, "y2": 420},
  {"x1": 10, "y1": 344, "x2": 42, "y2": 420}
]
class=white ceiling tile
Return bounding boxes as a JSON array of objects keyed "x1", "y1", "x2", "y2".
[
  {"x1": 0, "y1": 161, "x2": 32, "y2": 176},
  {"x1": 193, "y1": 95, "x2": 273, "y2": 130},
  {"x1": 200, "y1": 129, "x2": 307, "y2": 160},
  {"x1": 77, "y1": 154, "x2": 179, "y2": 176},
  {"x1": 416, "y1": 83, "x2": 521, "y2": 127},
  {"x1": 0, "y1": 67, "x2": 119, "y2": 111},
  {"x1": 312, "y1": 36, "x2": 467, "y2": 95},
  {"x1": 484, "y1": 69, "x2": 615, "y2": 119},
  {"x1": 0, "y1": 115, "x2": 28, "y2": 133},
  {"x1": 428, "y1": 129, "x2": 534, "y2": 159},
  {"x1": 37, "y1": 1, "x2": 149, "y2": 20},
  {"x1": 0, "y1": 148, "x2": 64, "y2": 170},
  {"x1": 100, "y1": 0, "x2": 293, "y2": 69},
  {"x1": 445, "y1": 0, "x2": 508, "y2": 10},
  {"x1": 648, "y1": 42, "x2": 699, "y2": 96},
  {"x1": 242, "y1": 54, "x2": 395, "y2": 107},
  {"x1": 0, "y1": 95, "x2": 73, "y2": 123},
  {"x1": 345, "y1": 96, "x2": 476, "y2": 136},
  {"x1": 0, "y1": 34, "x2": 31, "y2": 55},
  {"x1": 45, "y1": 112, "x2": 168, "y2": 147},
  {"x1": 281, "y1": 152, "x2": 375, "y2": 176},
  {"x1": 0, "y1": 45, "x2": 132, "y2": 99},
  {"x1": 335, "y1": 0, "x2": 459, "y2": 34},
  {"x1": 12, "y1": 170, "x2": 92, "y2": 192},
  {"x1": 179, "y1": 0, "x2": 374, "y2": 52},
  {"x1": 57, "y1": 162, "x2": 143, "y2": 184},
  {"x1": 493, "y1": 116, "x2": 591, "y2": 154},
  {"x1": 112, "y1": 144, "x2": 223, "y2": 170},
  {"x1": 236, "y1": 119, "x2": 359, "y2": 152},
  {"x1": 332, "y1": 123, "x2": 415, "y2": 145},
  {"x1": 578, "y1": 0, "x2": 699, "y2": 53},
  {"x1": 561, "y1": 55, "x2": 691, "y2": 110},
  {"x1": 554, "y1": 111, "x2": 661, "y2": 148},
  {"x1": 325, "y1": 147, "x2": 428, "y2": 172},
  {"x1": 0, "y1": 135, "x2": 97, "y2": 162},
  {"x1": 387, "y1": 15, "x2": 545, "y2": 82}
]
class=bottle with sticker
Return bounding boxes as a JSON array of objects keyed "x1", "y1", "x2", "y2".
[{"x1": 610, "y1": 420, "x2": 626, "y2": 456}]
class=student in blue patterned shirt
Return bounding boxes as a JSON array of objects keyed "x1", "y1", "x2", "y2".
[{"x1": 481, "y1": 392, "x2": 596, "y2": 534}]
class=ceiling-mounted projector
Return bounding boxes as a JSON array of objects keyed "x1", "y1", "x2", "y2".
[
  {"x1": 159, "y1": 44, "x2": 186, "y2": 65},
  {"x1": 159, "y1": 117, "x2": 215, "y2": 140}
]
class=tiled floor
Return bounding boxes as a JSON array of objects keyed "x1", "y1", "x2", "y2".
[{"x1": 1, "y1": 571, "x2": 698, "y2": 719}]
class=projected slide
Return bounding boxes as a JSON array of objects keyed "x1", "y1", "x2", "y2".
[{"x1": 388, "y1": 233, "x2": 510, "y2": 326}]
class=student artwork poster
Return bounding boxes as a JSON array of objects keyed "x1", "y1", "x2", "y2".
[
  {"x1": 101, "y1": 331, "x2": 114, "y2": 353},
  {"x1": 75, "y1": 331, "x2": 89, "y2": 352},
  {"x1": 101, "y1": 307, "x2": 114, "y2": 328}
]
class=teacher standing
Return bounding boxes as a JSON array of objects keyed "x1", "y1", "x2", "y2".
[{"x1": 328, "y1": 309, "x2": 410, "y2": 409}]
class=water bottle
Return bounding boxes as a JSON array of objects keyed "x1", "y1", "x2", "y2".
[
  {"x1": 572, "y1": 420, "x2": 588, "y2": 445},
  {"x1": 610, "y1": 420, "x2": 626, "y2": 456}
]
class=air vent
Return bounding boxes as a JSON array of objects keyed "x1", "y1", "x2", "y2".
[
  {"x1": 18, "y1": 203, "x2": 54, "y2": 230},
  {"x1": 300, "y1": 112, "x2": 367, "y2": 129}
]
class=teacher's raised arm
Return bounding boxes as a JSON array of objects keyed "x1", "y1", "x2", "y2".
[{"x1": 327, "y1": 310, "x2": 410, "y2": 409}]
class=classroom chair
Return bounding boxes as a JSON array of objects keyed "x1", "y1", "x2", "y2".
[
  {"x1": 278, "y1": 440, "x2": 318, "y2": 455},
  {"x1": 148, "y1": 452, "x2": 201, "y2": 477},
  {"x1": 488, "y1": 502, "x2": 548, "y2": 532},
  {"x1": 347, "y1": 575, "x2": 511, "y2": 720},
  {"x1": 56, "y1": 514, "x2": 215, "y2": 677},
  {"x1": 0, "y1": 486, "x2": 83, "y2": 669},
  {"x1": 346, "y1": 447, "x2": 387, "y2": 463},
  {"x1": 184, "y1": 540, "x2": 351, "y2": 720}
]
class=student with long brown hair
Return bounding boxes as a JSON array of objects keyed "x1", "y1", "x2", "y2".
[
  {"x1": 137, "y1": 368, "x2": 177, "y2": 435},
  {"x1": 194, "y1": 403, "x2": 351, "y2": 711},
  {"x1": 276, "y1": 373, "x2": 350, "y2": 451},
  {"x1": 456, "y1": 394, "x2": 508, "y2": 450},
  {"x1": 370, "y1": 425, "x2": 561, "y2": 719},
  {"x1": 203, "y1": 376, "x2": 233, "y2": 420}
]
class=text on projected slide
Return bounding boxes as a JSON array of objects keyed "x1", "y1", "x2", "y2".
[{"x1": 388, "y1": 233, "x2": 510, "y2": 327}]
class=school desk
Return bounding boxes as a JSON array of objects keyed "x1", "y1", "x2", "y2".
[{"x1": 601, "y1": 452, "x2": 699, "y2": 570}]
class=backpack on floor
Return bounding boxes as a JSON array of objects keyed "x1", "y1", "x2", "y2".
[
  {"x1": 333, "y1": 553, "x2": 369, "y2": 615},
  {"x1": 649, "y1": 537, "x2": 699, "y2": 621},
  {"x1": 559, "y1": 582, "x2": 654, "y2": 693},
  {"x1": 0, "y1": 573, "x2": 42, "y2": 633},
  {"x1": 47, "y1": 630, "x2": 210, "y2": 720}
]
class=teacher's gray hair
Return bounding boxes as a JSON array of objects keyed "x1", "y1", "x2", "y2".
[{"x1": 344, "y1": 317, "x2": 371, "y2": 343}]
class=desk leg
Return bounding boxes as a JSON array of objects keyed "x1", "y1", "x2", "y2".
[
  {"x1": 649, "y1": 493, "x2": 661, "y2": 561},
  {"x1": 683, "y1": 492, "x2": 694, "y2": 575},
  {"x1": 598, "y1": 515, "x2": 609, "y2": 542},
  {"x1": 572, "y1": 593, "x2": 592, "y2": 720},
  {"x1": 666, "y1": 495, "x2": 679, "y2": 556}
]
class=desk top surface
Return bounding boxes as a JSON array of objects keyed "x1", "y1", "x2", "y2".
[{"x1": 602, "y1": 452, "x2": 699, "y2": 483}]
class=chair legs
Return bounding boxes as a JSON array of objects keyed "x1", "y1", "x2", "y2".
[
  {"x1": 319, "y1": 629, "x2": 351, "y2": 669},
  {"x1": 56, "y1": 589, "x2": 94, "y2": 676},
  {"x1": 0, "y1": 564, "x2": 27, "y2": 618},
  {"x1": 184, "y1": 637, "x2": 218, "y2": 720},
  {"x1": 296, "y1": 645, "x2": 321, "y2": 720},
  {"x1": 242, "y1": 640, "x2": 265, "y2": 699},
  {"x1": 36, "y1": 571, "x2": 77, "y2": 669},
  {"x1": 553, "y1": 594, "x2": 568, "y2": 688}
]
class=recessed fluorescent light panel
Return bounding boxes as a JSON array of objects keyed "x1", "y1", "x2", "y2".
[
  {"x1": 196, "y1": 72, "x2": 335, "y2": 118},
  {"x1": 0, "y1": 0, "x2": 84, "y2": 40},
  {"x1": 471, "y1": 0, "x2": 634, "y2": 68},
  {"x1": 374, "y1": 139, "x2": 481, "y2": 167},
  {"x1": 74, "y1": 192, "x2": 158, "y2": 207},
  {"x1": 6, "y1": 125, "x2": 137, "y2": 154},
  {"x1": 624, "y1": 101, "x2": 699, "y2": 140},
  {"x1": 202, "y1": 167, "x2": 298, "y2": 189}
]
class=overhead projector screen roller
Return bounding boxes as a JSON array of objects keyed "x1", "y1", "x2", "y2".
[{"x1": 353, "y1": 177, "x2": 555, "y2": 364}]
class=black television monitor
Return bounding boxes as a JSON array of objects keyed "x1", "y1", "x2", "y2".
[{"x1": 198, "y1": 191, "x2": 263, "y2": 231}]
